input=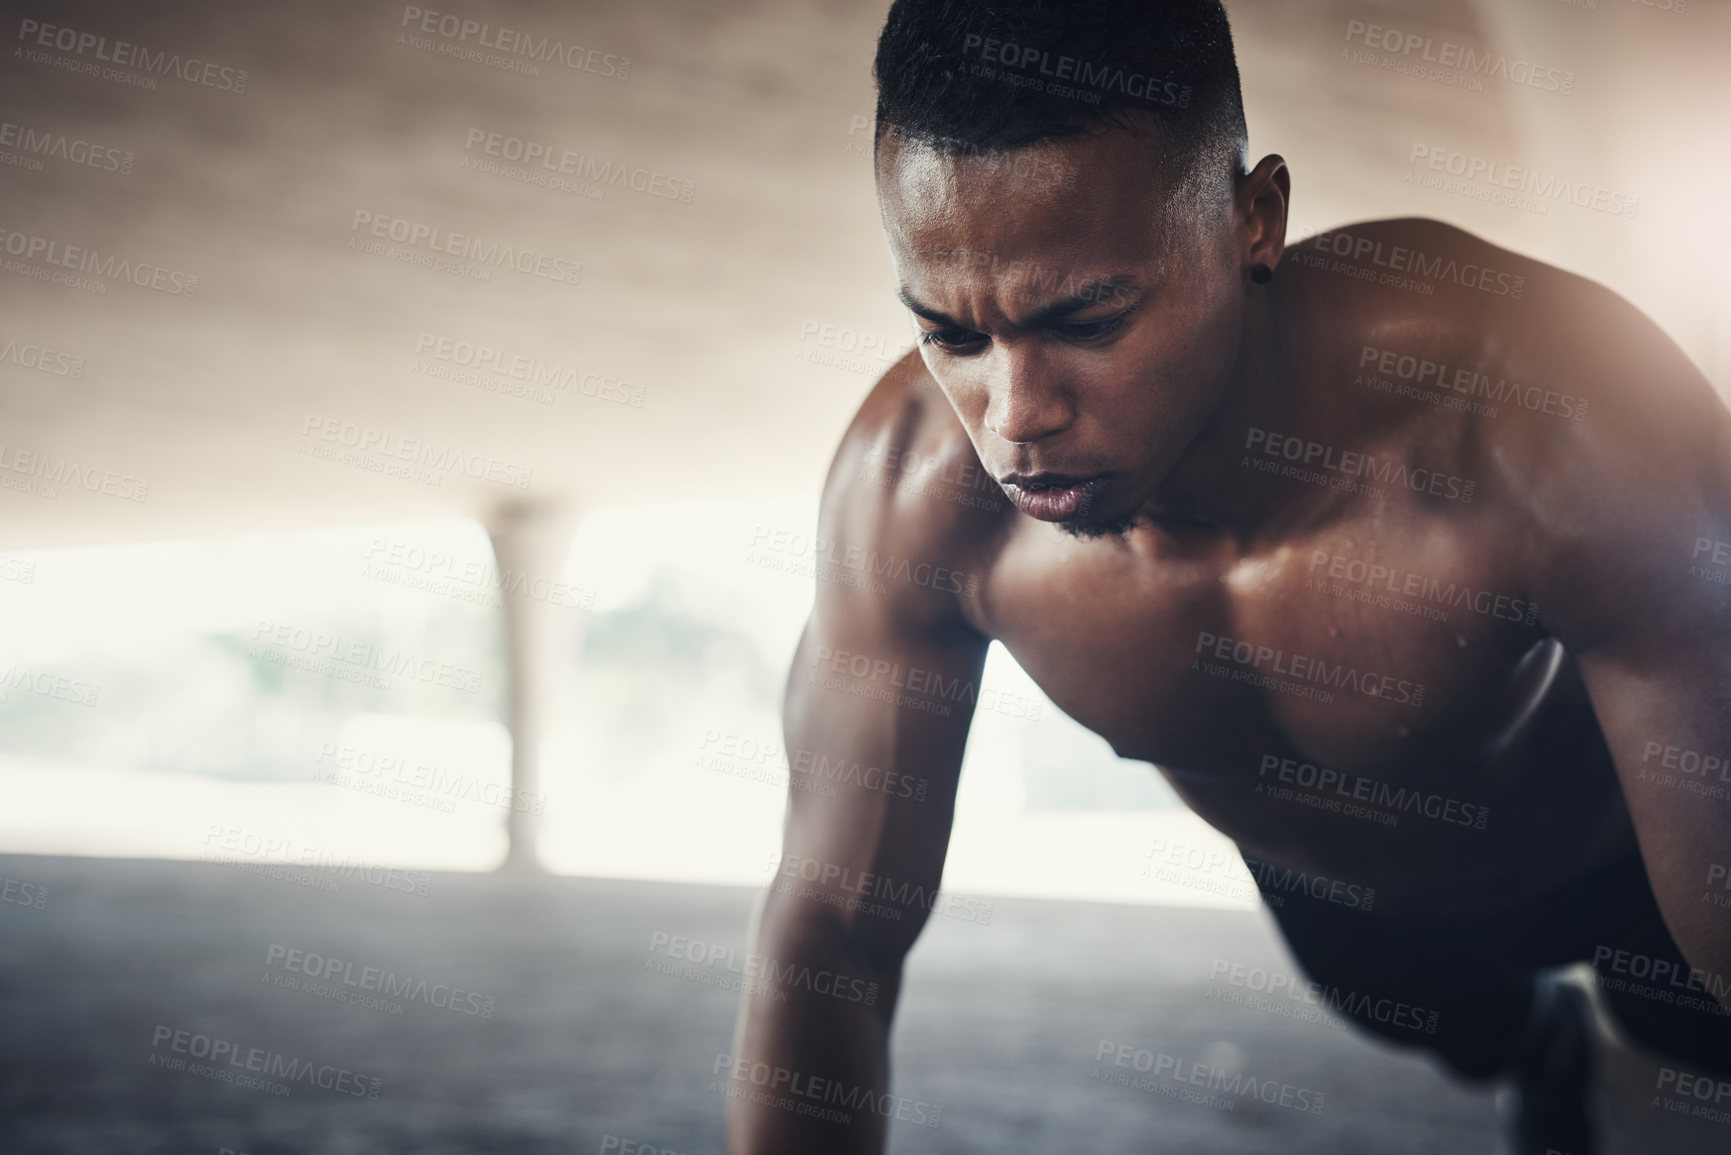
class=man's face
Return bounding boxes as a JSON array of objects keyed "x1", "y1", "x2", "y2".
[{"x1": 876, "y1": 124, "x2": 1243, "y2": 537}]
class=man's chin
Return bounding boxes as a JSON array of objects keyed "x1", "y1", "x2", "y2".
[{"x1": 1055, "y1": 507, "x2": 1148, "y2": 541}]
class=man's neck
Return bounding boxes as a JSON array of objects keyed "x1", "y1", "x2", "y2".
[{"x1": 1143, "y1": 285, "x2": 1297, "y2": 533}]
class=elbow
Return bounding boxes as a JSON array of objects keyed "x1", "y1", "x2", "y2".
[{"x1": 758, "y1": 886, "x2": 914, "y2": 987}]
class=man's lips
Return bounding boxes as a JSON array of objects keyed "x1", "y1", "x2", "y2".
[{"x1": 1000, "y1": 474, "x2": 1111, "y2": 522}]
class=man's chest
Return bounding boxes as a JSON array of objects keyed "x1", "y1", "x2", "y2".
[{"x1": 969, "y1": 510, "x2": 1558, "y2": 782}]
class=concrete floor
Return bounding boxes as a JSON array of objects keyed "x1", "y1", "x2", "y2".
[{"x1": 0, "y1": 854, "x2": 1725, "y2": 1153}]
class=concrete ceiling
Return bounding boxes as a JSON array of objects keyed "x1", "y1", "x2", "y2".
[{"x1": 1, "y1": 0, "x2": 1725, "y2": 549}]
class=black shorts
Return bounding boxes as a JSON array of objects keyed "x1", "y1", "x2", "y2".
[{"x1": 1252, "y1": 847, "x2": 1731, "y2": 1079}]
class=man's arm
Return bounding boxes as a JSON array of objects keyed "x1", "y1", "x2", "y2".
[
  {"x1": 1521, "y1": 281, "x2": 1731, "y2": 1004},
  {"x1": 726, "y1": 360, "x2": 994, "y2": 1154}
]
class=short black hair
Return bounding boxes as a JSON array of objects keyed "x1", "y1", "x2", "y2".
[{"x1": 873, "y1": 0, "x2": 1247, "y2": 194}]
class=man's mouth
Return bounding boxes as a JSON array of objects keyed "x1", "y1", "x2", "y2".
[{"x1": 1000, "y1": 474, "x2": 1111, "y2": 522}]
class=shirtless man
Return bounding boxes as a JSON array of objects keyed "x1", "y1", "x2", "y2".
[{"x1": 727, "y1": 2, "x2": 1731, "y2": 1151}]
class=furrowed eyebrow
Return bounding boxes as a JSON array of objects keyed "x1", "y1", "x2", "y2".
[
  {"x1": 897, "y1": 287, "x2": 958, "y2": 327},
  {"x1": 897, "y1": 274, "x2": 1141, "y2": 332}
]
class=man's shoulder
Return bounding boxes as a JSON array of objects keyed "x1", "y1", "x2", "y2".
[
  {"x1": 815, "y1": 350, "x2": 1010, "y2": 625},
  {"x1": 1289, "y1": 218, "x2": 1729, "y2": 635},
  {"x1": 1292, "y1": 215, "x2": 1718, "y2": 451},
  {"x1": 1361, "y1": 225, "x2": 1731, "y2": 648},
  {"x1": 1286, "y1": 218, "x2": 1539, "y2": 405},
  {"x1": 1288, "y1": 214, "x2": 1665, "y2": 342},
  {"x1": 1289, "y1": 216, "x2": 1539, "y2": 306},
  {"x1": 1292, "y1": 215, "x2": 1516, "y2": 261}
]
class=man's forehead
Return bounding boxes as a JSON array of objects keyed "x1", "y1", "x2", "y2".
[
  {"x1": 876, "y1": 128, "x2": 1086, "y2": 195},
  {"x1": 877, "y1": 130, "x2": 1172, "y2": 270},
  {"x1": 878, "y1": 119, "x2": 1173, "y2": 199},
  {"x1": 882, "y1": 141, "x2": 1089, "y2": 242}
]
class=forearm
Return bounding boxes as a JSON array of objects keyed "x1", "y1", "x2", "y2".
[{"x1": 726, "y1": 904, "x2": 902, "y2": 1155}]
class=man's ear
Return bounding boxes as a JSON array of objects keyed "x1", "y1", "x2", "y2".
[{"x1": 1238, "y1": 154, "x2": 1290, "y2": 273}]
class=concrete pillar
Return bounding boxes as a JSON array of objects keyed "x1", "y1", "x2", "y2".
[{"x1": 486, "y1": 499, "x2": 583, "y2": 874}]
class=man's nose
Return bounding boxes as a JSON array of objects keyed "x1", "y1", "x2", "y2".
[{"x1": 981, "y1": 346, "x2": 1073, "y2": 444}]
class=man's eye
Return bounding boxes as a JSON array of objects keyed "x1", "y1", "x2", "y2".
[
  {"x1": 1055, "y1": 315, "x2": 1128, "y2": 343},
  {"x1": 919, "y1": 327, "x2": 986, "y2": 352}
]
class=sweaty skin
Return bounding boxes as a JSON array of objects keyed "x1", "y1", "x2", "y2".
[{"x1": 727, "y1": 128, "x2": 1731, "y2": 1154}]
